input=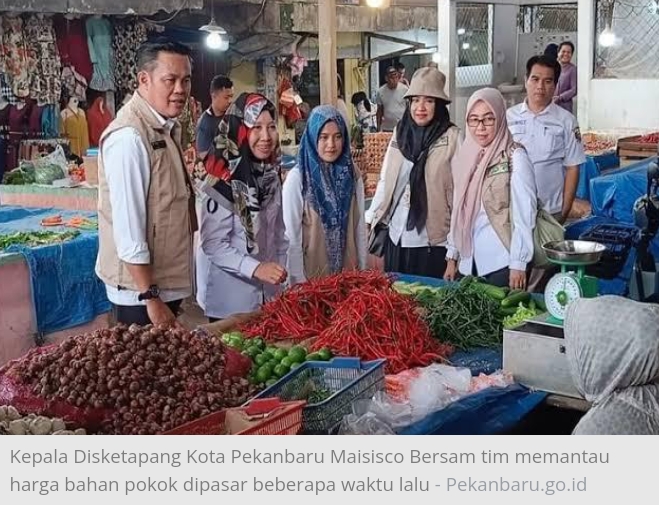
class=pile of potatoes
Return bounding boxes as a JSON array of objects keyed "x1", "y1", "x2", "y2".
[{"x1": 0, "y1": 405, "x2": 86, "y2": 435}]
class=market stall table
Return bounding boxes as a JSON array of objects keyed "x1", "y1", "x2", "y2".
[
  {"x1": 0, "y1": 184, "x2": 98, "y2": 211},
  {"x1": 0, "y1": 205, "x2": 110, "y2": 367}
]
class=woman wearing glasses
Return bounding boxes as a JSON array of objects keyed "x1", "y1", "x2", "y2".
[
  {"x1": 444, "y1": 88, "x2": 537, "y2": 290},
  {"x1": 365, "y1": 67, "x2": 460, "y2": 278}
]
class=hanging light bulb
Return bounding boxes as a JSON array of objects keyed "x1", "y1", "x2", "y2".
[
  {"x1": 366, "y1": 0, "x2": 386, "y2": 7},
  {"x1": 598, "y1": 26, "x2": 616, "y2": 47},
  {"x1": 206, "y1": 32, "x2": 223, "y2": 50},
  {"x1": 219, "y1": 39, "x2": 230, "y2": 52}
]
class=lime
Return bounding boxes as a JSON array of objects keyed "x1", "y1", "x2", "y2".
[
  {"x1": 273, "y1": 348, "x2": 288, "y2": 362},
  {"x1": 290, "y1": 362, "x2": 302, "y2": 371},
  {"x1": 245, "y1": 346, "x2": 261, "y2": 358},
  {"x1": 280, "y1": 357, "x2": 293, "y2": 369},
  {"x1": 261, "y1": 350, "x2": 274, "y2": 361},
  {"x1": 221, "y1": 333, "x2": 232, "y2": 343},
  {"x1": 318, "y1": 348, "x2": 333, "y2": 361},
  {"x1": 288, "y1": 346, "x2": 307, "y2": 363},
  {"x1": 306, "y1": 352, "x2": 321, "y2": 361},
  {"x1": 256, "y1": 365, "x2": 273, "y2": 383},
  {"x1": 273, "y1": 364, "x2": 289, "y2": 379},
  {"x1": 251, "y1": 337, "x2": 265, "y2": 349},
  {"x1": 265, "y1": 378, "x2": 278, "y2": 387},
  {"x1": 229, "y1": 336, "x2": 244, "y2": 350},
  {"x1": 254, "y1": 353, "x2": 269, "y2": 366},
  {"x1": 265, "y1": 346, "x2": 278, "y2": 355}
]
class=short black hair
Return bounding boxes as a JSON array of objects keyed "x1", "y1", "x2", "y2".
[
  {"x1": 395, "y1": 62, "x2": 405, "y2": 70},
  {"x1": 543, "y1": 43, "x2": 558, "y2": 60},
  {"x1": 526, "y1": 55, "x2": 561, "y2": 84},
  {"x1": 559, "y1": 41, "x2": 575, "y2": 53},
  {"x1": 136, "y1": 38, "x2": 193, "y2": 73},
  {"x1": 210, "y1": 75, "x2": 233, "y2": 93}
]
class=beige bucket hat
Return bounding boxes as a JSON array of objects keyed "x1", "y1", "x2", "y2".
[{"x1": 404, "y1": 67, "x2": 451, "y2": 103}]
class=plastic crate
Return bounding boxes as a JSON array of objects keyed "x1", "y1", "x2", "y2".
[
  {"x1": 579, "y1": 224, "x2": 639, "y2": 279},
  {"x1": 162, "y1": 398, "x2": 305, "y2": 435},
  {"x1": 251, "y1": 357, "x2": 386, "y2": 434}
]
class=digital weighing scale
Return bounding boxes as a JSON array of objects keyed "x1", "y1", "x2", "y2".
[{"x1": 541, "y1": 240, "x2": 607, "y2": 325}]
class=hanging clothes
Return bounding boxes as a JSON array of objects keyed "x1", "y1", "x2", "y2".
[
  {"x1": 86, "y1": 96, "x2": 113, "y2": 147},
  {"x1": 61, "y1": 65, "x2": 88, "y2": 102},
  {"x1": 112, "y1": 21, "x2": 148, "y2": 95},
  {"x1": 28, "y1": 101, "x2": 43, "y2": 136},
  {"x1": 86, "y1": 17, "x2": 115, "y2": 92},
  {"x1": 54, "y1": 17, "x2": 93, "y2": 83},
  {"x1": 25, "y1": 15, "x2": 62, "y2": 106},
  {"x1": 8, "y1": 103, "x2": 29, "y2": 133},
  {"x1": 60, "y1": 107, "x2": 90, "y2": 157},
  {"x1": 0, "y1": 73, "x2": 19, "y2": 105},
  {"x1": 41, "y1": 105, "x2": 59, "y2": 138},
  {"x1": 0, "y1": 102, "x2": 10, "y2": 131},
  {"x1": 1, "y1": 16, "x2": 30, "y2": 99}
]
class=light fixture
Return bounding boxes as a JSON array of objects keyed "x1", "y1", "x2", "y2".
[
  {"x1": 206, "y1": 31, "x2": 224, "y2": 50},
  {"x1": 457, "y1": 28, "x2": 466, "y2": 35},
  {"x1": 366, "y1": 0, "x2": 387, "y2": 7},
  {"x1": 219, "y1": 39, "x2": 230, "y2": 52},
  {"x1": 199, "y1": 17, "x2": 227, "y2": 36},
  {"x1": 598, "y1": 26, "x2": 616, "y2": 47}
]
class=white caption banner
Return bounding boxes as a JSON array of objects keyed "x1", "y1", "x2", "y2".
[{"x1": 1, "y1": 435, "x2": 655, "y2": 503}]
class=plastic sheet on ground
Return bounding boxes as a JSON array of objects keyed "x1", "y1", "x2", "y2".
[
  {"x1": 577, "y1": 153, "x2": 619, "y2": 201},
  {"x1": 0, "y1": 205, "x2": 110, "y2": 334}
]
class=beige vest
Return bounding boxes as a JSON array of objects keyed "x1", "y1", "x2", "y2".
[
  {"x1": 481, "y1": 144, "x2": 523, "y2": 251},
  {"x1": 96, "y1": 92, "x2": 196, "y2": 292},
  {"x1": 372, "y1": 126, "x2": 460, "y2": 245},
  {"x1": 302, "y1": 191, "x2": 360, "y2": 279}
]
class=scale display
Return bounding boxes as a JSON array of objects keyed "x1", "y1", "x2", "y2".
[{"x1": 545, "y1": 273, "x2": 583, "y2": 320}]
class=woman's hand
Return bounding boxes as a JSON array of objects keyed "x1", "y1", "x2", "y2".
[
  {"x1": 254, "y1": 262, "x2": 287, "y2": 285},
  {"x1": 509, "y1": 269, "x2": 527, "y2": 291},
  {"x1": 444, "y1": 259, "x2": 458, "y2": 282}
]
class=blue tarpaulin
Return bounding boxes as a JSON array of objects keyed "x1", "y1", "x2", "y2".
[
  {"x1": 577, "y1": 152, "x2": 619, "y2": 201},
  {"x1": 399, "y1": 384, "x2": 547, "y2": 435},
  {"x1": 590, "y1": 156, "x2": 657, "y2": 224},
  {"x1": 0, "y1": 205, "x2": 110, "y2": 334}
]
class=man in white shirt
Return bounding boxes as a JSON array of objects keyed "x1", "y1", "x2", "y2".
[
  {"x1": 375, "y1": 66, "x2": 408, "y2": 132},
  {"x1": 507, "y1": 55, "x2": 586, "y2": 223},
  {"x1": 96, "y1": 39, "x2": 196, "y2": 327}
]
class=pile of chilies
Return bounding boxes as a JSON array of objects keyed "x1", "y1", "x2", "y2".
[{"x1": 240, "y1": 271, "x2": 452, "y2": 374}]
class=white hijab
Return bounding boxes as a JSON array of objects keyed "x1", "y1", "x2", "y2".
[{"x1": 564, "y1": 296, "x2": 659, "y2": 435}]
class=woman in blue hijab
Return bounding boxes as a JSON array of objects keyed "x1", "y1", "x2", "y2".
[{"x1": 283, "y1": 105, "x2": 367, "y2": 285}]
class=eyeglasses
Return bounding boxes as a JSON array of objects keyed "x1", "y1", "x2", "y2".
[{"x1": 467, "y1": 116, "x2": 496, "y2": 127}]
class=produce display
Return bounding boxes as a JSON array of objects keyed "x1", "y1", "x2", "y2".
[
  {"x1": 2, "y1": 162, "x2": 36, "y2": 185},
  {"x1": 241, "y1": 271, "x2": 451, "y2": 374},
  {"x1": 639, "y1": 132, "x2": 659, "y2": 144},
  {"x1": 0, "y1": 230, "x2": 80, "y2": 251},
  {"x1": 220, "y1": 332, "x2": 333, "y2": 386},
  {"x1": 0, "y1": 405, "x2": 85, "y2": 435},
  {"x1": 582, "y1": 133, "x2": 617, "y2": 156},
  {"x1": 362, "y1": 132, "x2": 392, "y2": 176},
  {"x1": 2, "y1": 324, "x2": 255, "y2": 435},
  {"x1": 394, "y1": 277, "x2": 544, "y2": 350},
  {"x1": 40, "y1": 214, "x2": 98, "y2": 230}
]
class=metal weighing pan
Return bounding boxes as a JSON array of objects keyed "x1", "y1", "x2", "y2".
[{"x1": 542, "y1": 240, "x2": 607, "y2": 266}]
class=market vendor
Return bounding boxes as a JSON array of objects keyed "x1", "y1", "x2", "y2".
[
  {"x1": 96, "y1": 39, "x2": 197, "y2": 327},
  {"x1": 366, "y1": 67, "x2": 460, "y2": 279},
  {"x1": 564, "y1": 296, "x2": 659, "y2": 435},
  {"x1": 283, "y1": 105, "x2": 367, "y2": 286},
  {"x1": 444, "y1": 88, "x2": 537, "y2": 289},
  {"x1": 506, "y1": 55, "x2": 585, "y2": 224},
  {"x1": 194, "y1": 93, "x2": 288, "y2": 323},
  {"x1": 195, "y1": 75, "x2": 234, "y2": 161}
]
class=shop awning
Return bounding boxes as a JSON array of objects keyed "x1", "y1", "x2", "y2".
[{"x1": 0, "y1": 0, "x2": 203, "y2": 15}]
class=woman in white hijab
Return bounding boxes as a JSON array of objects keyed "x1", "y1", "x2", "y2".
[{"x1": 564, "y1": 296, "x2": 659, "y2": 435}]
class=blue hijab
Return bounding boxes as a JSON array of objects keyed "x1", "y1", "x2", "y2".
[{"x1": 297, "y1": 105, "x2": 356, "y2": 274}]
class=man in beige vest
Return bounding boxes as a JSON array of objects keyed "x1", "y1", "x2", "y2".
[{"x1": 95, "y1": 39, "x2": 197, "y2": 326}]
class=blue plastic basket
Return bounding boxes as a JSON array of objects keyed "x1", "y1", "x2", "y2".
[{"x1": 251, "y1": 357, "x2": 386, "y2": 434}]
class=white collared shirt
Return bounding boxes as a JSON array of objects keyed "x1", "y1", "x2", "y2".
[
  {"x1": 96, "y1": 99, "x2": 191, "y2": 306},
  {"x1": 506, "y1": 101, "x2": 585, "y2": 214}
]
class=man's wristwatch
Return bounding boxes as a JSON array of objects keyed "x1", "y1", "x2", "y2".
[{"x1": 138, "y1": 285, "x2": 161, "y2": 301}]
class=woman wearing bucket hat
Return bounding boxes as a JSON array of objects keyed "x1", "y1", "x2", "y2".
[
  {"x1": 444, "y1": 88, "x2": 537, "y2": 289},
  {"x1": 365, "y1": 67, "x2": 460, "y2": 278}
]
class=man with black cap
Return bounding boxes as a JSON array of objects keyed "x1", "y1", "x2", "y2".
[{"x1": 376, "y1": 66, "x2": 408, "y2": 132}]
